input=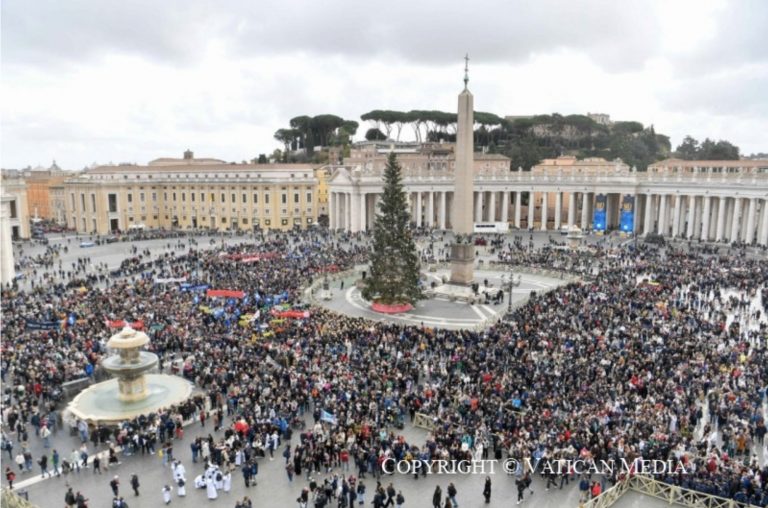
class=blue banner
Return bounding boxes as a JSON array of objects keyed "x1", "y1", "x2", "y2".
[
  {"x1": 25, "y1": 318, "x2": 61, "y2": 331},
  {"x1": 620, "y1": 195, "x2": 635, "y2": 233},
  {"x1": 593, "y1": 194, "x2": 607, "y2": 232}
]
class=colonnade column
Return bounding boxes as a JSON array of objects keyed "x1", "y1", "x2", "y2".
[
  {"x1": 501, "y1": 191, "x2": 510, "y2": 225},
  {"x1": 540, "y1": 192, "x2": 548, "y2": 231},
  {"x1": 745, "y1": 198, "x2": 757, "y2": 244},
  {"x1": 475, "y1": 191, "x2": 484, "y2": 223},
  {"x1": 359, "y1": 193, "x2": 367, "y2": 232},
  {"x1": 528, "y1": 191, "x2": 535, "y2": 229},
  {"x1": 427, "y1": 191, "x2": 435, "y2": 228},
  {"x1": 658, "y1": 194, "x2": 668, "y2": 235},
  {"x1": 686, "y1": 195, "x2": 696, "y2": 239},
  {"x1": 514, "y1": 192, "x2": 522, "y2": 228},
  {"x1": 716, "y1": 197, "x2": 727, "y2": 241},
  {"x1": 701, "y1": 196, "x2": 711, "y2": 241},
  {"x1": 730, "y1": 198, "x2": 742, "y2": 243},
  {"x1": 415, "y1": 192, "x2": 423, "y2": 228},
  {"x1": 488, "y1": 192, "x2": 496, "y2": 222},
  {"x1": 567, "y1": 192, "x2": 576, "y2": 228},
  {"x1": 581, "y1": 193, "x2": 590, "y2": 230},
  {"x1": 643, "y1": 194, "x2": 653, "y2": 235},
  {"x1": 329, "y1": 192, "x2": 336, "y2": 229},
  {"x1": 554, "y1": 192, "x2": 562, "y2": 230},
  {"x1": 759, "y1": 199, "x2": 768, "y2": 246},
  {"x1": 672, "y1": 195, "x2": 682, "y2": 237},
  {"x1": 439, "y1": 192, "x2": 447, "y2": 229}
]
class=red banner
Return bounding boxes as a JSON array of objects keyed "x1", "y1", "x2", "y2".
[
  {"x1": 105, "y1": 320, "x2": 145, "y2": 330},
  {"x1": 270, "y1": 309, "x2": 310, "y2": 319},
  {"x1": 206, "y1": 289, "x2": 245, "y2": 298}
]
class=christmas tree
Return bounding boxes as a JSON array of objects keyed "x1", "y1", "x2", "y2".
[{"x1": 362, "y1": 153, "x2": 422, "y2": 305}]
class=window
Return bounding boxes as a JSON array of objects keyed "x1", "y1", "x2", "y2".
[
  {"x1": 242, "y1": 218, "x2": 248, "y2": 225},
  {"x1": 127, "y1": 193, "x2": 133, "y2": 203},
  {"x1": 81, "y1": 193, "x2": 86, "y2": 209},
  {"x1": 140, "y1": 192, "x2": 145, "y2": 202},
  {"x1": 164, "y1": 192, "x2": 168, "y2": 201},
  {"x1": 231, "y1": 193, "x2": 236, "y2": 203},
  {"x1": 221, "y1": 217, "x2": 227, "y2": 223},
  {"x1": 242, "y1": 193, "x2": 247, "y2": 203},
  {"x1": 307, "y1": 218, "x2": 313, "y2": 224},
  {"x1": 265, "y1": 194, "x2": 270, "y2": 204},
  {"x1": 71, "y1": 193, "x2": 76, "y2": 209},
  {"x1": 281, "y1": 218, "x2": 289, "y2": 226},
  {"x1": 201, "y1": 193, "x2": 205, "y2": 202},
  {"x1": 221, "y1": 193, "x2": 225, "y2": 203},
  {"x1": 173, "y1": 193, "x2": 177, "y2": 201},
  {"x1": 9, "y1": 200, "x2": 17, "y2": 219},
  {"x1": 181, "y1": 193, "x2": 186, "y2": 202},
  {"x1": 281, "y1": 194, "x2": 287, "y2": 205},
  {"x1": 253, "y1": 193, "x2": 258, "y2": 204},
  {"x1": 108, "y1": 194, "x2": 118, "y2": 213},
  {"x1": 152, "y1": 192, "x2": 157, "y2": 201},
  {"x1": 191, "y1": 193, "x2": 195, "y2": 202},
  {"x1": 294, "y1": 193, "x2": 299, "y2": 203},
  {"x1": 306, "y1": 192, "x2": 312, "y2": 203},
  {"x1": 91, "y1": 194, "x2": 96, "y2": 212},
  {"x1": 264, "y1": 219, "x2": 271, "y2": 226},
  {"x1": 153, "y1": 215, "x2": 158, "y2": 220}
]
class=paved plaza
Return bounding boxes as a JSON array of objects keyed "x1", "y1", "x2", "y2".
[{"x1": 2, "y1": 231, "x2": 767, "y2": 508}]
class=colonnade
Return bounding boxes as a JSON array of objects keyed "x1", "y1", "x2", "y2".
[{"x1": 328, "y1": 189, "x2": 768, "y2": 245}]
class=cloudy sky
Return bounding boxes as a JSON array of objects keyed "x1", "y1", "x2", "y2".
[{"x1": 2, "y1": 0, "x2": 766, "y2": 169}]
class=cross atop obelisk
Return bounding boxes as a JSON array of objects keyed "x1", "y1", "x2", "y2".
[{"x1": 463, "y1": 54, "x2": 469, "y2": 90}]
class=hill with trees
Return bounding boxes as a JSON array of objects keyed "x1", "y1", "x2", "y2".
[{"x1": 266, "y1": 110, "x2": 741, "y2": 170}]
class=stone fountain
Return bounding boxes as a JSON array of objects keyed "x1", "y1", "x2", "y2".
[
  {"x1": 101, "y1": 327, "x2": 159, "y2": 402},
  {"x1": 67, "y1": 326, "x2": 193, "y2": 425}
]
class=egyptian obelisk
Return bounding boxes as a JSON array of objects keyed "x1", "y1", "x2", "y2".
[{"x1": 449, "y1": 55, "x2": 475, "y2": 286}]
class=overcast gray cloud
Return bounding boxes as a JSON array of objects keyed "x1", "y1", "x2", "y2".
[{"x1": 1, "y1": 0, "x2": 766, "y2": 168}]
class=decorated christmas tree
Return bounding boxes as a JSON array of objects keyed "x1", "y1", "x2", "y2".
[{"x1": 362, "y1": 153, "x2": 422, "y2": 305}]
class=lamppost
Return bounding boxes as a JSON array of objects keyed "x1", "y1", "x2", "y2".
[{"x1": 502, "y1": 267, "x2": 521, "y2": 319}]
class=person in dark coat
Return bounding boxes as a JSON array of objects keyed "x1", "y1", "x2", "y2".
[
  {"x1": 432, "y1": 485, "x2": 442, "y2": 508},
  {"x1": 483, "y1": 476, "x2": 491, "y2": 503}
]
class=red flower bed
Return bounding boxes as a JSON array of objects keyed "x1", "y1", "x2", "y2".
[{"x1": 371, "y1": 302, "x2": 413, "y2": 314}]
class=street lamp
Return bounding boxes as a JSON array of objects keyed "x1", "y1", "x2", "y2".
[{"x1": 502, "y1": 267, "x2": 521, "y2": 318}]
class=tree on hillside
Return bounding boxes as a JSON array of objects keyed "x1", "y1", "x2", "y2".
[
  {"x1": 362, "y1": 153, "x2": 422, "y2": 305},
  {"x1": 674, "y1": 136, "x2": 740, "y2": 160},
  {"x1": 365, "y1": 128, "x2": 387, "y2": 141}
]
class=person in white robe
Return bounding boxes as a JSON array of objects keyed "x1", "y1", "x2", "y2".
[
  {"x1": 223, "y1": 470, "x2": 232, "y2": 493},
  {"x1": 206, "y1": 475, "x2": 218, "y2": 500},
  {"x1": 176, "y1": 476, "x2": 186, "y2": 497},
  {"x1": 162, "y1": 485, "x2": 172, "y2": 505}
]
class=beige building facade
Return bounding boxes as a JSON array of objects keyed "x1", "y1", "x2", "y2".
[
  {"x1": 63, "y1": 152, "x2": 319, "y2": 234},
  {"x1": 0, "y1": 176, "x2": 31, "y2": 239}
]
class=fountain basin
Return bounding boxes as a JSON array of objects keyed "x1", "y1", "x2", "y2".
[{"x1": 67, "y1": 373, "x2": 193, "y2": 425}]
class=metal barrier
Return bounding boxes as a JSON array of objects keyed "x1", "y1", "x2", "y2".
[
  {"x1": 1, "y1": 488, "x2": 34, "y2": 508},
  {"x1": 412, "y1": 412, "x2": 437, "y2": 431},
  {"x1": 581, "y1": 475, "x2": 758, "y2": 508}
]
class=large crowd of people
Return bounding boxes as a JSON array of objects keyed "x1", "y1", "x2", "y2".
[{"x1": 1, "y1": 229, "x2": 767, "y2": 506}]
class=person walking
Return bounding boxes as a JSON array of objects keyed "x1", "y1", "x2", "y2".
[
  {"x1": 130, "y1": 473, "x2": 140, "y2": 496},
  {"x1": 395, "y1": 490, "x2": 405, "y2": 507},
  {"x1": 38, "y1": 453, "x2": 50, "y2": 478},
  {"x1": 52, "y1": 449, "x2": 61, "y2": 477},
  {"x1": 446, "y1": 483, "x2": 458, "y2": 507},
  {"x1": 516, "y1": 476, "x2": 526, "y2": 505},
  {"x1": 110, "y1": 475, "x2": 120, "y2": 496},
  {"x1": 5, "y1": 467, "x2": 15, "y2": 489},
  {"x1": 432, "y1": 485, "x2": 442, "y2": 508},
  {"x1": 483, "y1": 476, "x2": 491, "y2": 503}
]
